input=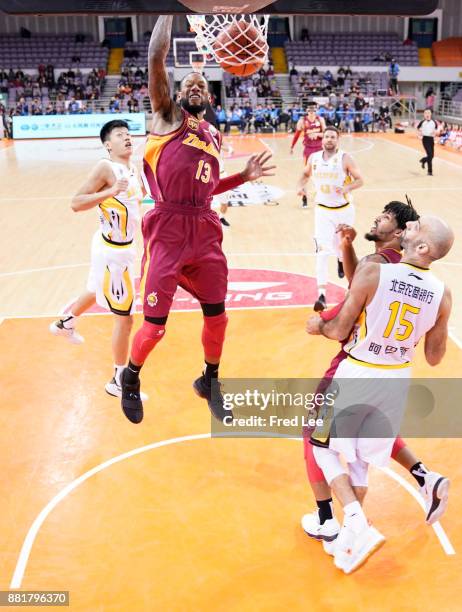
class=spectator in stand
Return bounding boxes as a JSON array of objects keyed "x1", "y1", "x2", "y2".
[
  {"x1": 242, "y1": 102, "x2": 254, "y2": 133},
  {"x1": 311, "y1": 66, "x2": 319, "y2": 77},
  {"x1": 325, "y1": 103, "x2": 336, "y2": 126},
  {"x1": 439, "y1": 122, "x2": 449, "y2": 145},
  {"x1": 378, "y1": 101, "x2": 392, "y2": 129},
  {"x1": 354, "y1": 92, "x2": 366, "y2": 114},
  {"x1": 323, "y1": 69, "x2": 333, "y2": 84},
  {"x1": 215, "y1": 104, "x2": 229, "y2": 132},
  {"x1": 228, "y1": 105, "x2": 246, "y2": 133},
  {"x1": 301, "y1": 28, "x2": 311, "y2": 43},
  {"x1": 268, "y1": 103, "x2": 280, "y2": 130},
  {"x1": 362, "y1": 104, "x2": 373, "y2": 132},
  {"x1": 127, "y1": 96, "x2": 139, "y2": 113},
  {"x1": 289, "y1": 64, "x2": 298, "y2": 77},
  {"x1": 388, "y1": 58, "x2": 400, "y2": 94},
  {"x1": 279, "y1": 105, "x2": 291, "y2": 132},
  {"x1": 254, "y1": 104, "x2": 266, "y2": 132}
]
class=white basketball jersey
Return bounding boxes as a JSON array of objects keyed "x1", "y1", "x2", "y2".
[
  {"x1": 344, "y1": 262, "x2": 444, "y2": 368},
  {"x1": 311, "y1": 149, "x2": 352, "y2": 207},
  {"x1": 98, "y1": 160, "x2": 143, "y2": 245}
]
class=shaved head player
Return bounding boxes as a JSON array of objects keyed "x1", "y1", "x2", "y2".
[{"x1": 120, "y1": 16, "x2": 274, "y2": 424}]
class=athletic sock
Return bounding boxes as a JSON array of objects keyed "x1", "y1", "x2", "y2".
[
  {"x1": 317, "y1": 498, "x2": 334, "y2": 524},
  {"x1": 343, "y1": 501, "x2": 368, "y2": 533},
  {"x1": 410, "y1": 461, "x2": 428, "y2": 487},
  {"x1": 124, "y1": 360, "x2": 142, "y2": 384},
  {"x1": 114, "y1": 364, "x2": 125, "y2": 386},
  {"x1": 204, "y1": 361, "x2": 219, "y2": 385}
]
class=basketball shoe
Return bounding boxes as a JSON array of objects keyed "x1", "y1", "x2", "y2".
[
  {"x1": 49, "y1": 318, "x2": 84, "y2": 345},
  {"x1": 301, "y1": 511, "x2": 340, "y2": 555},
  {"x1": 193, "y1": 375, "x2": 232, "y2": 422},
  {"x1": 314, "y1": 294, "x2": 326, "y2": 312},
  {"x1": 334, "y1": 523, "x2": 385, "y2": 574},
  {"x1": 105, "y1": 377, "x2": 148, "y2": 402},
  {"x1": 301, "y1": 194, "x2": 308, "y2": 209},
  {"x1": 120, "y1": 367, "x2": 144, "y2": 424},
  {"x1": 420, "y1": 471, "x2": 450, "y2": 525}
]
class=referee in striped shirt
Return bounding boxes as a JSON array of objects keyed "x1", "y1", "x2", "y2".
[{"x1": 417, "y1": 108, "x2": 439, "y2": 176}]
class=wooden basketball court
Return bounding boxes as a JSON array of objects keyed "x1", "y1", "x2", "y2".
[{"x1": 1, "y1": 131, "x2": 461, "y2": 610}]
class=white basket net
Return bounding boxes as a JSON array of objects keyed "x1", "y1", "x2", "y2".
[{"x1": 187, "y1": 14, "x2": 269, "y2": 68}]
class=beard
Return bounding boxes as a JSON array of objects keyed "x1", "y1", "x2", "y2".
[
  {"x1": 364, "y1": 232, "x2": 379, "y2": 242},
  {"x1": 180, "y1": 97, "x2": 207, "y2": 116}
]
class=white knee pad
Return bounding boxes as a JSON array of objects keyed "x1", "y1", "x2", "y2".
[
  {"x1": 348, "y1": 457, "x2": 369, "y2": 487},
  {"x1": 313, "y1": 445, "x2": 347, "y2": 485}
]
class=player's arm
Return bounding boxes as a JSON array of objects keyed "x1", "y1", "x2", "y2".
[
  {"x1": 416, "y1": 119, "x2": 424, "y2": 138},
  {"x1": 290, "y1": 118, "x2": 304, "y2": 152},
  {"x1": 212, "y1": 151, "x2": 275, "y2": 195},
  {"x1": 306, "y1": 262, "x2": 379, "y2": 340},
  {"x1": 342, "y1": 153, "x2": 364, "y2": 194},
  {"x1": 296, "y1": 157, "x2": 312, "y2": 196},
  {"x1": 71, "y1": 161, "x2": 126, "y2": 212},
  {"x1": 147, "y1": 16, "x2": 182, "y2": 132},
  {"x1": 424, "y1": 286, "x2": 452, "y2": 366}
]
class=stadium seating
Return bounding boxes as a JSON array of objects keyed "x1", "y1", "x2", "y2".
[
  {"x1": 285, "y1": 33, "x2": 419, "y2": 66},
  {"x1": 0, "y1": 34, "x2": 108, "y2": 69},
  {"x1": 432, "y1": 38, "x2": 462, "y2": 67}
]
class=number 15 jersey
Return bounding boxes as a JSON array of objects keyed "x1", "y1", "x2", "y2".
[
  {"x1": 142, "y1": 108, "x2": 222, "y2": 207},
  {"x1": 344, "y1": 262, "x2": 444, "y2": 368}
]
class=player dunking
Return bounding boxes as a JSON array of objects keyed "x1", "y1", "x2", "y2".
[
  {"x1": 290, "y1": 102, "x2": 326, "y2": 208},
  {"x1": 50, "y1": 120, "x2": 147, "y2": 400},
  {"x1": 301, "y1": 201, "x2": 450, "y2": 554},
  {"x1": 297, "y1": 126, "x2": 363, "y2": 311},
  {"x1": 307, "y1": 216, "x2": 453, "y2": 573},
  {"x1": 120, "y1": 16, "x2": 274, "y2": 424}
]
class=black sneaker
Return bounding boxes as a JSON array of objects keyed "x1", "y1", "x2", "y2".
[
  {"x1": 427, "y1": 171, "x2": 433, "y2": 176},
  {"x1": 193, "y1": 375, "x2": 232, "y2": 422},
  {"x1": 220, "y1": 217, "x2": 231, "y2": 227},
  {"x1": 301, "y1": 195, "x2": 308, "y2": 208},
  {"x1": 337, "y1": 259, "x2": 345, "y2": 279},
  {"x1": 120, "y1": 367, "x2": 144, "y2": 424},
  {"x1": 313, "y1": 294, "x2": 326, "y2": 312},
  {"x1": 420, "y1": 157, "x2": 426, "y2": 169}
]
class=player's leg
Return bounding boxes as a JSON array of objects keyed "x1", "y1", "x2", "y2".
[
  {"x1": 313, "y1": 207, "x2": 335, "y2": 311},
  {"x1": 301, "y1": 151, "x2": 309, "y2": 208},
  {"x1": 184, "y1": 211, "x2": 229, "y2": 421},
  {"x1": 314, "y1": 446, "x2": 385, "y2": 573},
  {"x1": 427, "y1": 137, "x2": 434, "y2": 175},
  {"x1": 301, "y1": 437, "x2": 340, "y2": 547},
  {"x1": 391, "y1": 436, "x2": 450, "y2": 524},
  {"x1": 49, "y1": 290, "x2": 94, "y2": 344},
  {"x1": 334, "y1": 204, "x2": 355, "y2": 280},
  {"x1": 120, "y1": 216, "x2": 183, "y2": 423}
]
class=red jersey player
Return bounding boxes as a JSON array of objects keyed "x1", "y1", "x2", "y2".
[
  {"x1": 290, "y1": 102, "x2": 326, "y2": 208},
  {"x1": 120, "y1": 16, "x2": 275, "y2": 424}
]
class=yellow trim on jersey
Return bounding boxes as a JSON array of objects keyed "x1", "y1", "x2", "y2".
[
  {"x1": 401, "y1": 262, "x2": 430, "y2": 272},
  {"x1": 139, "y1": 239, "x2": 151, "y2": 304},
  {"x1": 99, "y1": 196, "x2": 128, "y2": 241},
  {"x1": 144, "y1": 126, "x2": 185, "y2": 193},
  {"x1": 316, "y1": 202, "x2": 350, "y2": 210},
  {"x1": 103, "y1": 266, "x2": 134, "y2": 315},
  {"x1": 346, "y1": 355, "x2": 412, "y2": 369}
]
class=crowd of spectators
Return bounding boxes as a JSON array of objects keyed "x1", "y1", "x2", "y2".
[
  {"x1": 0, "y1": 65, "x2": 107, "y2": 137},
  {"x1": 224, "y1": 65, "x2": 281, "y2": 104},
  {"x1": 438, "y1": 122, "x2": 462, "y2": 150}
]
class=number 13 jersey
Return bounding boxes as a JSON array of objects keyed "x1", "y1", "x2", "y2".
[
  {"x1": 142, "y1": 108, "x2": 222, "y2": 207},
  {"x1": 344, "y1": 262, "x2": 444, "y2": 368}
]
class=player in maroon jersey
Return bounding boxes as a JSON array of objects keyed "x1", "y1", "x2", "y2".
[
  {"x1": 302, "y1": 200, "x2": 450, "y2": 550},
  {"x1": 290, "y1": 102, "x2": 326, "y2": 208},
  {"x1": 120, "y1": 16, "x2": 275, "y2": 424}
]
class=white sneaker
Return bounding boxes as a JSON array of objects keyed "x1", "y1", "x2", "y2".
[
  {"x1": 105, "y1": 378, "x2": 148, "y2": 401},
  {"x1": 334, "y1": 523, "x2": 386, "y2": 574},
  {"x1": 301, "y1": 511, "x2": 340, "y2": 555},
  {"x1": 420, "y1": 471, "x2": 450, "y2": 525},
  {"x1": 49, "y1": 320, "x2": 84, "y2": 345}
]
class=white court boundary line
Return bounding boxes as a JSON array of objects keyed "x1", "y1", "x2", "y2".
[{"x1": 9, "y1": 433, "x2": 455, "y2": 589}]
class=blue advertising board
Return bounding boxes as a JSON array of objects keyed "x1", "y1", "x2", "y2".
[{"x1": 13, "y1": 113, "x2": 146, "y2": 139}]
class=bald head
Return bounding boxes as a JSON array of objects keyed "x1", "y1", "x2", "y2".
[{"x1": 401, "y1": 215, "x2": 454, "y2": 263}]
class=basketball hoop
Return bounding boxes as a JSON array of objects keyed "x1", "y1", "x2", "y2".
[
  {"x1": 187, "y1": 13, "x2": 269, "y2": 69},
  {"x1": 190, "y1": 51, "x2": 206, "y2": 73}
]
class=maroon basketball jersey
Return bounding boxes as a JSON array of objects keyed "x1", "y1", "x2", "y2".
[
  {"x1": 143, "y1": 109, "x2": 222, "y2": 207},
  {"x1": 303, "y1": 116, "x2": 323, "y2": 150},
  {"x1": 378, "y1": 248, "x2": 402, "y2": 264}
]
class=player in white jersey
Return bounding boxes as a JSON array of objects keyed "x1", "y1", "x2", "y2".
[
  {"x1": 297, "y1": 126, "x2": 363, "y2": 311},
  {"x1": 306, "y1": 215, "x2": 454, "y2": 574},
  {"x1": 49, "y1": 120, "x2": 146, "y2": 400}
]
